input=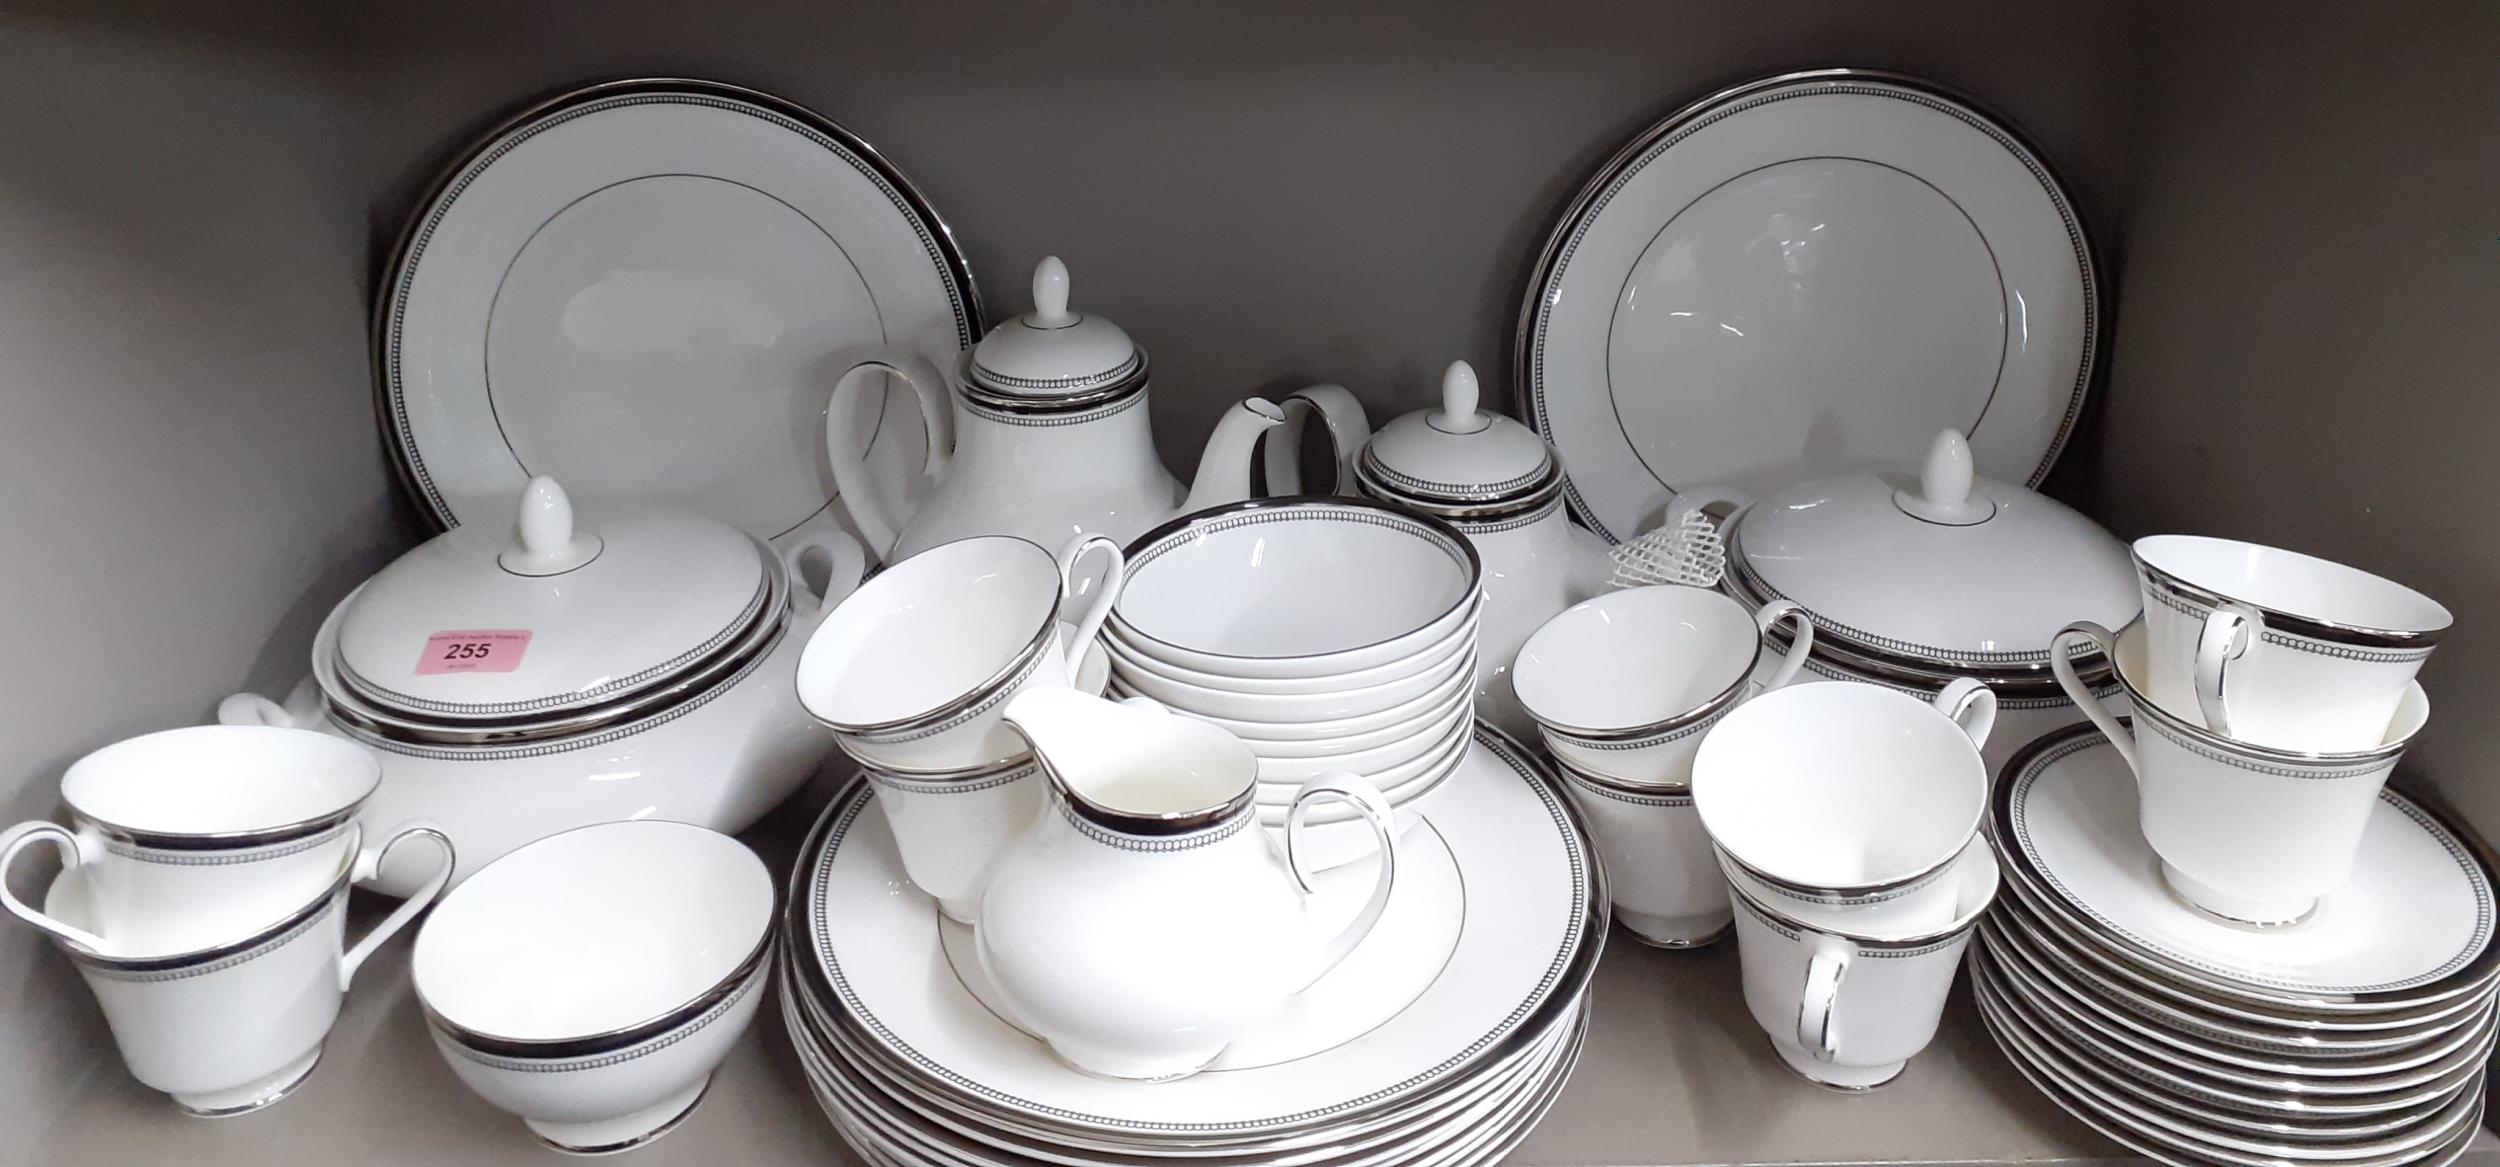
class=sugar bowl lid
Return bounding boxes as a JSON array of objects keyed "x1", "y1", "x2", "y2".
[
  {"x1": 965, "y1": 256, "x2": 1148, "y2": 408},
  {"x1": 1725, "y1": 430, "x2": 2138, "y2": 683},
  {"x1": 1354, "y1": 360, "x2": 1562, "y2": 519},
  {"x1": 329, "y1": 477, "x2": 774, "y2": 722}
]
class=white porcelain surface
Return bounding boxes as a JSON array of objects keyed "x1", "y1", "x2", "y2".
[
  {"x1": 1355, "y1": 361, "x2": 1556, "y2": 507},
  {"x1": 864, "y1": 760, "x2": 1043, "y2": 925},
  {"x1": 415, "y1": 820, "x2": 771, "y2": 1153},
  {"x1": 1111, "y1": 498, "x2": 1480, "y2": 677},
  {"x1": 1105, "y1": 618, "x2": 1475, "y2": 719},
  {"x1": 45, "y1": 841, "x2": 447, "y2": 1115},
  {"x1": 795, "y1": 722, "x2": 1597, "y2": 1139},
  {"x1": 1145, "y1": 655, "x2": 1475, "y2": 747},
  {"x1": 1242, "y1": 694, "x2": 1471, "y2": 781},
  {"x1": 1729, "y1": 842, "x2": 1998, "y2": 1090},
  {"x1": 1524, "y1": 71, "x2": 2095, "y2": 540},
  {"x1": 1553, "y1": 767, "x2": 1729, "y2": 946},
  {"x1": 827, "y1": 258, "x2": 1288, "y2": 562},
  {"x1": 1692, "y1": 678, "x2": 1995, "y2": 936},
  {"x1": 1996, "y1": 726, "x2": 2496, "y2": 1005},
  {"x1": 1255, "y1": 720, "x2": 1469, "y2": 807},
  {"x1": 383, "y1": 81, "x2": 973, "y2": 546},
  {"x1": 1464, "y1": 504, "x2": 1612, "y2": 740},
  {"x1": 1775, "y1": 651, "x2": 2119, "y2": 781},
  {"x1": 799, "y1": 534, "x2": 1119, "y2": 773},
  {"x1": 2054, "y1": 621, "x2": 2427, "y2": 925},
  {"x1": 1724, "y1": 428, "x2": 2138, "y2": 671},
  {"x1": 978, "y1": 689, "x2": 1399, "y2": 1080},
  {"x1": 0, "y1": 725, "x2": 379, "y2": 955},
  {"x1": 1516, "y1": 585, "x2": 1810, "y2": 784},
  {"x1": 2134, "y1": 535, "x2": 2449, "y2": 753}
]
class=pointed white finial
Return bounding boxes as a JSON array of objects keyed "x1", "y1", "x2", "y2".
[
  {"x1": 1433, "y1": 360, "x2": 1490, "y2": 433},
  {"x1": 1893, "y1": 429, "x2": 1994, "y2": 525},
  {"x1": 1029, "y1": 256, "x2": 1074, "y2": 327},
  {"x1": 500, "y1": 476, "x2": 603, "y2": 575}
]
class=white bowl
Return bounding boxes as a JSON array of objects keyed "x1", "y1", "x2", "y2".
[
  {"x1": 1112, "y1": 498, "x2": 1482, "y2": 678},
  {"x1": 1108, "y1": 632, "x2": 1475, "y2": 723},
  {"x1": 1256, "y1": 742, "x2": 1468, "y2": 870},
  {"x1": 413, "y1": 821, "x2": 771, "y2": 1154},
  {"x1": 1255, "y1": 722, "x2": 1470, "y2": 807},
  {"x1": 1113, "y1": 656, "x2": 1473, "y2": 747},
  {"x1": 1252, "y1": 699, "x2": 1473, "y2": 783},
  {"x1": 1103, "y1": 608, "x2": 1476, "y2": 696}
]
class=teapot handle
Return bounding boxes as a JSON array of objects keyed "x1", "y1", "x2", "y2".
[
  {"x1": 1266, "y1": 384, "x2": 1371, "y2": 496},
  {"x1": 1282, "y1": 774, "x2": 1400, "y2": 990},
  {"x1": 826, "y1": 351, "x2": 955, "y2": 561}
]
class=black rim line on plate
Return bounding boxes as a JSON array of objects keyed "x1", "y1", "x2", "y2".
[
  {"x1": 1989, "y1": 722, "x2": 2500, "y2": 1007},
  {"x1": 1511, "y1": 66, "x2": 2107, "y2": 543},
  {"x1": 372, "y1": 75, "x2": 984, "y2": 533},
  {"x1": 777, "y1": 722, "x2": 1609, "y2": 1143}
]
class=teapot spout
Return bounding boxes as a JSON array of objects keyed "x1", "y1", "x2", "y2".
[{"x1": 1179, "y1": 398, "x2": 1288, "y2": 515}]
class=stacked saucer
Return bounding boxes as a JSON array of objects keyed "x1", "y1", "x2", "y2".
[
  {"x1": 1103, "y1": 497, "x2": 1484, "y2": 867},
  {"x1": 1972, "y1": 724, "x2": 2500, "y2": 1167},
  {"x1": 780, "y1": 725, "x2": 1602, "y2": 1167}
]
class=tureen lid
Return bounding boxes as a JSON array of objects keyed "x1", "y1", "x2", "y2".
[
  {"x1": 1354, "y1": 361, "x2": 1562, "y2": 519},
  {"x1": 965, "y1": 257, "x2": 1147, "y2": 408},
  {"x1": 330, "y1": 477, "x2": 774, "y2": 721},
  {"x1": 1726, "y1": 430, "x2": 2137, "y2": 680}
]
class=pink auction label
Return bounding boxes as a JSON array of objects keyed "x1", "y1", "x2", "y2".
[{"x1": 416, "y1": 629, "x2": 534, "y2": 676}]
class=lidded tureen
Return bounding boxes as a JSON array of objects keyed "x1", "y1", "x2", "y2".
[
  {"x1": 221, "y1": 477, "x2": 861, "y2": 893},
  {"x1": 1342, "y1": 360, "x2": 1607, "y2": 738},
  {"x1": 1717, "y1": 429, "x2": 2138, "y2": 768}
]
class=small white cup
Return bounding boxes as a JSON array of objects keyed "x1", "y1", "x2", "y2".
[
  {"x1": 0, "y1": 725, "x2": 402, "y2": 955},
  {"x1": 1514, "y1": 587, "x2": 1813, "y2": 785},
  {"x1": 797, "y1": 533, "x2": 1123, "y2": 774},
  {"x1": 864, "y1": 756, "x2": 1046, "y2": 925},
  {"x1": 1552, "y1": 762, "x2": 1730, "y2": 947},
  {"x1": 2133, "y1": 535, "x2": 2448, "y2": 753},
  {"x1": 1692, "y1": 678, "x2": 1996, "y2": 937},
  {"x1": 1727, "y1": 841, "x2": 2000, "y2": 1090},
  {"x1": 44, "y1": 830, "x2": 451, "y2": 1115},
  {"x1": 2053, "y1": 620, "x2": 2427, "y2": 925}
]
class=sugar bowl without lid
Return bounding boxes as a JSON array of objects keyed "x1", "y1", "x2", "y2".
[
  {"x1": 221, "y1": 476, "x2": 862, "y2": 893},
  {"x1": 1716, "y1": 429, "x2": 2139, "y2": 772}
]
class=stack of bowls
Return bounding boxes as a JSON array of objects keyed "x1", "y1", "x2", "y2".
[{"x1": 1103, "y1": 498, "x2": 1483, "y2": 868}]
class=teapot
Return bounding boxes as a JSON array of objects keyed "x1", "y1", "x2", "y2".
[
  {"x1": 824, "y1": 257, "x2": 1289, "y2": 563},
  {"x1": 975, "y1": 689, "x2": 1399, "y2": 1081}
]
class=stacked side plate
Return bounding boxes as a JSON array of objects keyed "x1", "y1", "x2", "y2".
[
  {"x1": 780, "y1": 725, "x2": 1602, "y2": 1166},
  {"x1": 1974, "y1": 725, "x2": 2500, "y2": 1167}
]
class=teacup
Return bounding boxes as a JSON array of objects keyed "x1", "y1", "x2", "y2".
[
  {"x1": 44, "y1": 829, "x2": 450, "y2": 1115},
  {"x1": 1514, "y1": 588, "x2": 1813, "y2": 785},
  {"x1": 1726, "y1": 840, "x2": 2000, "y2": 1090},
  {"x1": 797, "y1": 533, "x2": 1123, "y2": 774},
  {"x1": 2053, "y1": 620, "x2": 2428, "y2": 925},
  {"x1": 0, "y1": 725, "x2": 412, "y2": 954},
  {"x1": 2133, "y1": 535, "x2": 2448, "y2": 753},
  {"x1": 1551, "y1": 760, "x2": 1730, "y2": 947},
  {"x1": 415, "y1": 821, "x2": 772, "y2": 1154},
  {"x1": 864, "y1": 755, "x2": 1046, "y2": 925},
  {"x1": 1692, "y1": 679, "x2": 1996, "y2": 937}
]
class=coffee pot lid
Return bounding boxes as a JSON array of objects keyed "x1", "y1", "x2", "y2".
[
  {"x1": 1726, "y1": 430, "x2": 2139, "y2": 680},
  {"x1": 1355, "y1": 360, "x2": 1561, "y2": 519},
  {"x1": 966, "y1": 257, "x2": 1147, "y2": 408}
]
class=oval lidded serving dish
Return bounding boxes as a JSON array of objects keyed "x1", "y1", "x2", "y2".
[
  {"x1": 1717, "y1": 430, "x2": 2139, "y2": 772},
  {"x1": 222, "y1": 477, "x2": 863, "y2": 895}
]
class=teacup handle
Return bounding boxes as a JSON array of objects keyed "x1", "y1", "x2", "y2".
[
  {"x1": 0, "y1": 822, "x2": 108, "y2": 952},
  {"x1": 1752, "y1": 599, "x2": 1815, "y2": 692},
  {"x1": 2192, "y1": 602, "x2": 2263, "y2": 740},
  {"x1": 1796, "y1": 931, "x2": 1854, "y2": 1063},
  {"x1": 780, "y1": 530, "x2": 870, "y2": 620},
  {"x1": 1055, "y1": 533, "x2": 1126, "y2": 674},
  {"x1": 1283, "y1": 773, "x2": 1400, "y2": 990},
  {"x1": 825, "y1": 352, "x2": 955, "y2": 562},
  {"x1": 1931, "y1": 676, "x2": 1998, "y2": 752},
  {"x1": 337, "y1": 823, "x2": 455, "y2": 990},
  {"x1": 2051, "y1": 622, "x2": 2137, "y2": 773}
]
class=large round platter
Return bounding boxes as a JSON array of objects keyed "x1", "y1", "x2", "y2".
[
  {"x1": 1519, "y1": 68, "x2": 2096, "y2": 541},
  {"x1": 794, "y1": 724, "x2": 1600, "y2": 1146},
  {"x1": 381, "y1": 78, "x2": 978, "y2": 544},
  {"x1": 1994, "y1": 726, "x2": 2500, "y2": 1010}
]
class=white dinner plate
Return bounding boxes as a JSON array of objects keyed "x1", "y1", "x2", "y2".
[
  {"x1": 1996, "y1": 727, "x2": 2499, "y2": 1009},
  {"x1": 381, "y1": 78, "x2": 977, "y2": 544},
  {"x1": 794, "y1": 724, "x2": 1600, "y2": 1145},
  {"x1": 1520, "y1": 68, "x2": 2096, "y2": 541}
]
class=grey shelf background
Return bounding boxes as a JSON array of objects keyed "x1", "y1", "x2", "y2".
[{"x1": 3, "y1": 1, "x2": 2495, "y2": 1163}]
